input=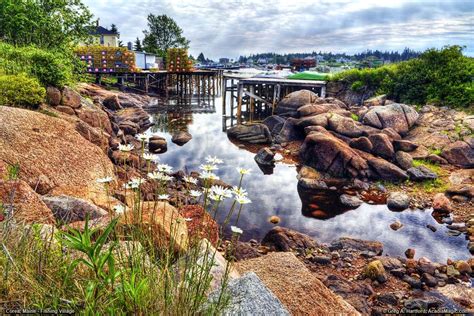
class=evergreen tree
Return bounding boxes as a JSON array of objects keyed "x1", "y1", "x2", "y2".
[
  {"x1": 134, "y1": 37, "x2": 142, "y2": 51},
  {"x1": 197, "y1": 52, "x2": 206, "y2": 63},
  {"x1": 110, "y1": 24, "x2": 118, "y2": 33}
]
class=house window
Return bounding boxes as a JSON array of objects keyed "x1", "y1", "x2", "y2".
[{"x1": 100, "y1": 35, "x2": 104, "y2": 45}]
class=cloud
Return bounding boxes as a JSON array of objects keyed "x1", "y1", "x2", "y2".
[{"x1": 83, "y1": 0, "x2": 474, "y2": 58}]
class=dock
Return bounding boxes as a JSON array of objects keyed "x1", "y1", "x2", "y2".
[
  {"x1": 222, "y1": 74, "x2": 326, "y2": 126},
  {"x1": 92, "y1": 69, "x2": 224, "y2": 96}
]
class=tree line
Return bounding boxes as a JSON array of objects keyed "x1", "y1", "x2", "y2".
[{"x1": 238, "y1": 48, "x2": 421, "y2": 64}]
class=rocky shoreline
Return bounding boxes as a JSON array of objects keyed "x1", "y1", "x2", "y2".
[
  {"x1": 1, "y1": 84, "x2": 472, "y2": 314},
  {"x1": 227, "y1": 90, "x2": 473, "y2": 252},
  {"x1": 232, "y1": 226, "x2": 474, "y2": 314}
]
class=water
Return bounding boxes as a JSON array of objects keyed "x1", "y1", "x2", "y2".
[{"x1": 144, "y1": 94, "x2": 470, "y2": 263}]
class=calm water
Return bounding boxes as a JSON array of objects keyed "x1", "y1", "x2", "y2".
[{"x1": 144, "y1": 94, "x2": 470, "y2": 263}]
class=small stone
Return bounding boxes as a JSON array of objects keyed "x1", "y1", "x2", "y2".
[
  {"x1": 426, "y1": 224, "x2": 437, "y2": 232},
  {"x1": 390, "y1": 220, "x2": 403, "y2": 231},
  {"x1": 268, "y1": 215, "x2": 281, "y2": 224},
  {"x1": 402, "y1": 275, "x2": 422, "y2": 289},
  {"x1": 339, "y1": 194, "x2": 363, "y2": 208},
  {"x1": 387, "y1": 192, "x2": 410, "y2": 211},
  {"x1": 390, "y1": 268, "x2": 406, "y2": 278},
  {"x1": 446, "y1": 265, "x2": 460, "y2": 277},
  {"x1": 171, "y1": 131, "x2": 192, "y2": 146},
  {"x1": 312, "y1": 256, "x2": 332, "y2": 265},
  {"x1": 405, "y1": 248, "x2": 415, "y2": 259},
  {"x1": 454, "y1": 261, "x2": 472, "y2": 274},
  {"x1": 377, "y1": 293, "x2": 399, "y2": 306},
  {"x1": 407, "y1": 166, "x2": 437, "y2": 181},
  {"x1": 432, "y1": 193, "x2": 452, "y2": 213}
]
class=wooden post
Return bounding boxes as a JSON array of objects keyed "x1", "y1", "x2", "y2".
[
  {"x1": 222, "y1": 77, "x2": 227, "y2": 116},
  {"x1": 272, "y1": 84, "x2": 280, "y2": 115},
  {"x1": 249, "y1": 85, "x2": 255, "y2": 122},
  {"x1": 236, "y1": 82, "x2": 243, "y2": 124}
]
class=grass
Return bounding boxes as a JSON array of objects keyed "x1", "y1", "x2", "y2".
[
  {"x1": 0, "y1": 145, "x2": 252, "y2": 314},
  {"x1": 39, "y1": 109, "x2": 59, "y2": 118},
  {"x1": 411, "y1": 159, "x2": 448, "y2": 193},
  {"x1": 350, "y1": 113, "x2": 359, "y2": 121}
]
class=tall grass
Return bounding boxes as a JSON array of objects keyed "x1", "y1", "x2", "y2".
[{"x1": 0, "y1": 137, "x2": 251, "y2": 314}]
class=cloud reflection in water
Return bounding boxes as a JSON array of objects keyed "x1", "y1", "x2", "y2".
[{"x1": 146, "y1": 96, "x2": 470, "y2": 263}]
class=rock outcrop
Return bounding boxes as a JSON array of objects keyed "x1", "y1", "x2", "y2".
[
  {"x1": 275, "y1": 89, "x2": 320, "y2": 116},
  {"x1": 236, "y1": 252, "x2": 360, "y2": 315},
  {"x1": 362, "y1": 103, "x2": 419, "y2": 135},
  {"x1": 0, "y1": 179, "x2": 56, "y2": 224},
  {"x1": 0, "y1": 106, "x2": 116, "y2": 206}
]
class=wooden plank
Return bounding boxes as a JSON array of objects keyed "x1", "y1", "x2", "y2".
[{"x1": 243, "y1": 89, "x2": 272, "y2": 107}]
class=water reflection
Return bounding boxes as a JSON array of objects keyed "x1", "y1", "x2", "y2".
[{"x1": 144, "y1": 95, "x2": 470, "y2": 263}]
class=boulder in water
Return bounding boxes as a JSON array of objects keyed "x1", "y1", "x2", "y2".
[
  {"x1": 227, "y1": 123, "x2": 272, "y2": 144},
  {"x1": 171, "y1": 131, "x2": 192, "y2": 146}
]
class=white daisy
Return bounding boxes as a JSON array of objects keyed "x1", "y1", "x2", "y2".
[
  {"x1": 199, "y1": 164, "x2": 218, "y2": 172},
  {"x1": 208, "y1": 193, "x2": 225, "y2": 201},
  {"x1": 156, "y1": 163, "x2": 173, "y2": 174},
  {"x1": 205, "y1": 155, "x2": 223, "y2": 165},
  {"x1": 200, "y1": 172, "x2": 220, "y2": 181},
  {"x1": 136, "y1": 133, "x2": 151, "y2": 142},
  {"x1": 143, "y1": 153, "x2": 157, "y2": 161},
  {"x1": 184, "y1": 218, "x2": 193, "y2": 222},
  {"x1": 230, "y1": 226, "x2": 243, "y2": 235},
  {"x1": 235, "y1": 196, "x2": 252, "y2": 204},
  {"x1": 189, "y1": 190, "x2": 202, "y2": 198},
  {"x1": 113, "y1": 204, "x2": 125, "y2": 215},
  {"x1": 148, "y1": 171, "x2": 173, "y2": 182},
  {"x1": 96, "y1": 176, "x2": 113, "y2": 184},
  {"x1": 232, "y1": 186, "x2": 247, "y2": 197},
  {"x1": 236, "y1": 167, "x2": 251, "y2": 175},
  {"x1": 118, "y1": 144, "x2": 134, "y2": 152},
  {"x1": 158, "y1": 194, "x2": 170, "y2": 200},
  {"x1": 211, "y1": 185, "x2": 232, "y2": 198},
  {"x1": 183, "y1": 176, "x2": 198, "y2": 185}
]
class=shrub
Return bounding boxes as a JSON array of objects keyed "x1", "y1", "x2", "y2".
[
  {"x1": 332, "y1": 46, "x2": 474, "y2": 108},
  {"x1": 0, "y1": 73, "x2": 45, "y2": 107},
  {"x1": 0, "y1": 42, "x2": 76, "y2": 87}
]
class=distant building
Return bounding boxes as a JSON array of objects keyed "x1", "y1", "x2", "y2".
[
  {"x1": 87, "y1": 20, "x2": 119, "y2": 47},
  {"x1": 257, "y1": 58, "x2": 268, "y2": 64},
  {"x1": 291, "y1": 57, "x2": 316, "y2": 70},
  {"x1": 219, "y1": 58, "x2": 230, "y2": 64}
]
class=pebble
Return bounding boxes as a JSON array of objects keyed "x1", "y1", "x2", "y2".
[
  {"x1": 426, "y1": 224, "x2": 437, "y2": 232},
  {"x1": 402, "y1": 275, "x2": 422, "y2": 289},
  {"x1": 312, "y1": 256, "x2": 332, "y2": 265},
  {"x1": 405, "y1": 248, "x2": 415, "y2": 259}
]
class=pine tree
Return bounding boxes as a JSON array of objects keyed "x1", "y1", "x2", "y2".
[{"x1": 134, "y1": 37, "x2": 142, "y2": 51}]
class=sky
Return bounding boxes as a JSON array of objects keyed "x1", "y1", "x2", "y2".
[{"x1": 82, "y1": 0, "x2": 474, "y2": 59}]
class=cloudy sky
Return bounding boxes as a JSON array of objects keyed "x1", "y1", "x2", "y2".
[{"x1": 83, "y1": 0, "x2": 474, "y2": 59}]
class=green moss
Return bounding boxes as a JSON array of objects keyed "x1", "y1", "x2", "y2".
[{"x1": 351, "y1": 113, "x2": 359, "y2": 121}]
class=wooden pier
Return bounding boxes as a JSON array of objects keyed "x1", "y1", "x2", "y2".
[
  {"x1": 93, "y1": 69, "x2": 224, "y2": 96},
  {"x1": 222, "y1": 74, "x2": 326, "y2": 126}
]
